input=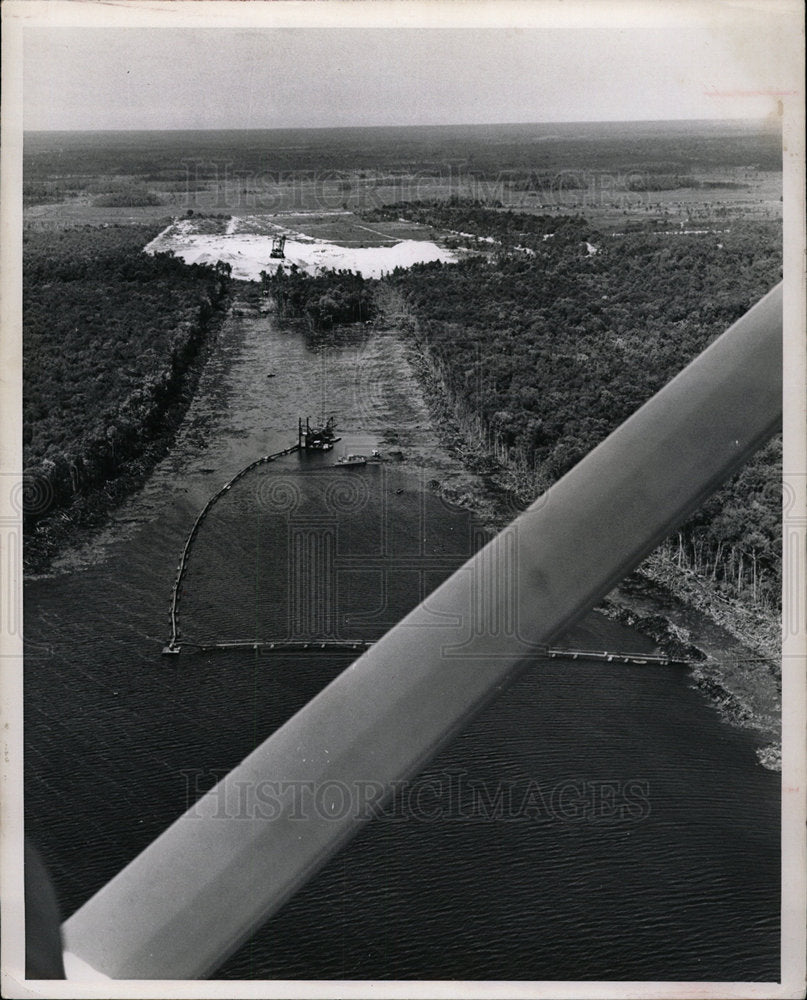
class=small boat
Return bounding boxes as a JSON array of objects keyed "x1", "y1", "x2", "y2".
[{"x1": 336, "y1": 454, "x2": 367, "y2": 466}]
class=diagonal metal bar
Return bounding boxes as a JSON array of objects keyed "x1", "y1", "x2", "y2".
[{"x1": 61, "y1": 283, "x2": 782, "y2": 979}]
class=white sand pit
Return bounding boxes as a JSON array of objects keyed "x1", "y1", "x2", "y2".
[{"x1": 144, "y1": 218, "x2": 458, "y2": 280}]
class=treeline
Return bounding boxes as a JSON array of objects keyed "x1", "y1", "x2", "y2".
[
  {"x1": 23, "y1": 180, "x2": 84, "y2": 206},
  {"x1": 23, "y1": 121, "x2": 781, "y2": 194},
  {"x1": 363, "y1": 197, "x2": 591, "y2": 246},
  {"x1": 23, "y1": 177, "x2": 163, "y2": 208},
  {"x1": 381, "y1": 200, "x2": 782, "y2": 609},
  {"x1": 94, "y1": 185, "x2": 162, "y2": 207},
  {"x1": 660, "y1": 436, "x2": 781, "y2": 606},
  {"x1": 262, "y1": 266, "x2": 375, "y2": 328},
  {"x1": 23, "y1": 224, "x2": 230, "y2": 541}
]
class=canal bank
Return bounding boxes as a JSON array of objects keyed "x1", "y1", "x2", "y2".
[{"x1": 371, "y1": 287, "x2": 782, "y2": 769}]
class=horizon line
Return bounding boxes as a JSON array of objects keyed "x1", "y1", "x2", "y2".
[{"x1": 23, "y1": 116, "x2": 778, "y2": 135}]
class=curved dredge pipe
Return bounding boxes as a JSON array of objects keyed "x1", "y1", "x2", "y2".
[{"x1": 62, "y1": 283, "x2": 783, "y2": 979}]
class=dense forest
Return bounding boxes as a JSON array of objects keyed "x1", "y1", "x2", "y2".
[
  {"x1": 23, "y1": 224, "x2": 230, "y2": 544},
  {"x1": 24, "y1": 121, "x2": 780, "y2": 192},
  {"x1": 262, "y1": 266, "x2": 375, "y2": 328},
  {"x1": 375, "y1": 201, "x2": 782, "y2": 610}
]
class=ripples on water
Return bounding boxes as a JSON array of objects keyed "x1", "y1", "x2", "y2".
[{"x1": 24, "y1": 315, "x2": 780, "y2": 982}]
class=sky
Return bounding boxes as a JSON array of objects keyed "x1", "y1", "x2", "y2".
[{"x1": 19, "y1": 5, "x2": 800, "y2": 131}]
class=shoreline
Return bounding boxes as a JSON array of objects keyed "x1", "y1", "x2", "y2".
[
  {"x1": 22, "y1": 287, "x2": 236, "y2": 578},
  {"x1": 376, "y1": 296, "x2": 782, "y2": 770},
  {"x1": 608, "y1": 557, "x2": 781, "y2": 769}
]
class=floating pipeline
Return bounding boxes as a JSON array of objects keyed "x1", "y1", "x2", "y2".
[
  {"x1": 173, "y1": 637, "x2": 695, "y2": 667},
  {"x1": 162, "y1": 444, "x2": 300, "y2": 655},
  {"x1": 595, "y1": 595, "x2": 708, "y2": 663}
]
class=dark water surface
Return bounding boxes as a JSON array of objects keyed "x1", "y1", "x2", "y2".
[{"x1": 24, "y1": 309, "x2": 780, "y2": 981}]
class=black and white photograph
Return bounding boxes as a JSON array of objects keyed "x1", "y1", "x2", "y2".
[{"x1": 1, "y1": 1, "x2": 805, "y2": 996}]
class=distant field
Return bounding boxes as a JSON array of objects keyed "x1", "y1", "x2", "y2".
[
  {"x1": 23, "y1": 120, "x2": 782, "y2": 234},
  {"x1": 23, "y1": 171, "x2": 782, "y2": 238},
  {"x1": 24, "y1": 203, "x2": 176, "y2": 230},
  {"x1": 23, "y1": 119, "x2": 783, "y2": 181},
  {"x1": 226, "y1": 211, "x2": 437, "y2": 246}
]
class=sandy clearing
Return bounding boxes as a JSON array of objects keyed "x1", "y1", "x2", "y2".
[{"x1": 144, "y1": 219, "x2": 457, "y2": 280}]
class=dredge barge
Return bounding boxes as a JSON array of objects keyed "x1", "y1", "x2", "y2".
[{"x1": 298, "y1": 416, "x2": 340, "y2": 451}]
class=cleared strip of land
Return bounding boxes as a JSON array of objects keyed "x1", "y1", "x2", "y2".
[{"x1": 145, "y1": 213, "x2": 458, "y2": 279}]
